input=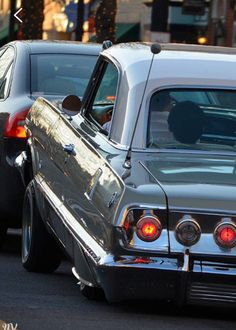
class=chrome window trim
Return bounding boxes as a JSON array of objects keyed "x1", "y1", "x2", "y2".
[
  {"x1": 83, "y1": 57, "x2": 121, "y2": 137},
  {"x1": 134, "y1": 148, "x2": 236, "y2": 156},
  {"x1": 143, "y1": 85, "x2": 236, "y2": 150}
]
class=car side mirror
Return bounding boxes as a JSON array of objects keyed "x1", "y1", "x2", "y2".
[{"x1": 62, "y1": 95, "x2": 82, "y2": 116}]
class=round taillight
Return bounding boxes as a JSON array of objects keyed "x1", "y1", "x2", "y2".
[
  {"x1": 214, "y1": 222, "x2": 236, "y2": 249},
  {"x1": 175, "y1": 218, "x2": 201, "y2": 246},
  {"x1": 136, "y1": 216, "x2": 162, "y2": 242}
]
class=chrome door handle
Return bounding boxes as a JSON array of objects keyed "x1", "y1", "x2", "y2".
[{"x1": 63, "y1": 144, "x2": 76, "y2": 156}]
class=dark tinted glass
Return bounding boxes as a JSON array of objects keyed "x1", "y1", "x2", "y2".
[
  {"x1": 148, "y1": 89, "x2": 236, "y2": 152},
  {"x1": 31, "y1": 54, "x2": 97, "y2": 96}
]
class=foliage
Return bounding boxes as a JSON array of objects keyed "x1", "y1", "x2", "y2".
[
  {"x1": 95, "y1": 0, "x2": 117, "y2": 43},
  {"x1": 21, "y1": 0, "x2": 44, "y2": 39}
]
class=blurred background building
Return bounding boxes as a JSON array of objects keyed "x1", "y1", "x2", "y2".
[{"x1": 0, "y1": 0, "x2": 236, "y2": 47}]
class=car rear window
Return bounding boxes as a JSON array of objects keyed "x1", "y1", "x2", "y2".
[
  {"x1": 147, "y1": 89, "x2": 236, "y2": 152},
  {"x1": 31, "y1": 54, "x2": 97, "y2": 97}
]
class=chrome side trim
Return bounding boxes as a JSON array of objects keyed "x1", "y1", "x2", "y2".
[
  {"x1": 34, "y1": 175, "x2": 108, "y2": 265},
  {"x1": 135, "y1": 147, "x2": 236, "y2": 157},
  {"x1": 72, "y1": 267, "x2": 95, "y2": 287}
]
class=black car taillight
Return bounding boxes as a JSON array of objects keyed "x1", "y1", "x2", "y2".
[
  {"x1": 123, "y1": 209, "x2": 162, "y2": 243},
  {"x1": 214, "y1": 221, "x2": 236, "y2": 249},
  {"x1": 175, "y1": 217, "x2": 201, "y2": 246},
  {"x1": 4, "y1": 109, "x2": 29, "y2": 139}
]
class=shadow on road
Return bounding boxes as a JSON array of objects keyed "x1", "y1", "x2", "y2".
[{"x1": 113, "y1": 299, "x2": 236, "y2": 322}]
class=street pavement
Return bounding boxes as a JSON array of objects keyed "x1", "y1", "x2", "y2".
[{"x1": 0, "y1": 230, "x2": 236, "y2": 330}]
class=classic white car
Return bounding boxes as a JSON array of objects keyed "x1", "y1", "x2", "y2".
[{"x1": 18, "y1": 42, "x2": 236, "y2": 307}]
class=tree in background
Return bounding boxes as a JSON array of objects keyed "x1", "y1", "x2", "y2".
[
  {"x1": 95, "y1": 0, "x2": 117, "y2": 43},
  {"x1": 75, "y1": 0, "x2": 85, "y2": 41},
  {"x1": 9, "y1": 0, "x2": 17, "y2": 41},
  {"x1": 21, "y1": 0, "x2": 44, "y2": 39}
]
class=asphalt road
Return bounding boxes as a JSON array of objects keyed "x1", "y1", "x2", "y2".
[{"x1": 0, "y1": 230, "x2": 236, "y2": 330}]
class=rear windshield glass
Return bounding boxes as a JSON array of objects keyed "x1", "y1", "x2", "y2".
[
  {"x1": 147, "y1": 89, "x2": 236, "y2": 152},
  {"x1": 31, "y1": 54, "x2": 97, "y2": 97}
]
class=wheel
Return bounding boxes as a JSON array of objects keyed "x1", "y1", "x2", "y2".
[
  {"x1": 80, "y1": 282, "x2": 104, "y2": 300},
  {"x1": 22, "y1": 181, "x2": 61, "y2": 273}
]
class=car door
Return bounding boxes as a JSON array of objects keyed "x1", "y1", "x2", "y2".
[
  {"x1": 48, "y1": 112, "x2": 83, "y2": 243},
  {"x1": 59, "y1": 60, "x2": 123, "y2": 258},
  {"x1": 28, "y1": 98, "x2": 68, "y2": 242},
  {"x1": 33, "y1": 100, "x2": 104, "y2": 252}
]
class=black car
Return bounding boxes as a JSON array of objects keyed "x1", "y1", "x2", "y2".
[{"x1": 0, "y1": 40, "x2": 100, "y2": 241}]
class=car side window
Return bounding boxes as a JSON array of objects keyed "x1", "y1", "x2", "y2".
[
  {"x1": 0, "y1": 47, "x2": 14, "y2": 99},
  {"x1": 88, "y1": 62, "x2": 118, "y2": 132}
]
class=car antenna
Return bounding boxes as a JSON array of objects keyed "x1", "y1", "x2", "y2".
[
  {"x1": 123, "y1": 43, "x2": 162, "y2": 169},
  {"x1": 102, "y1": 40, "x2": 113, "y2": 50}
]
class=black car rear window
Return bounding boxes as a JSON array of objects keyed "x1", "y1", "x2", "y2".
[
  {"x1": 147, "y1": 89, "x2": 236, "y2": 152},
  {"x1": 31, "y1": 54, "x2": 97, "y2": 97}
]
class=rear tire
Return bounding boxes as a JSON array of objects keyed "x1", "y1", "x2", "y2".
[{"x1": 22, "y1": 181, "x2": 61, "y2": 273}]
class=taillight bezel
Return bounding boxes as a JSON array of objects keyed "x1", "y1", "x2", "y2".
[
  {"x1": 175, "y1": 217, "x2": 201, "y2": 247},
  {"x1": 214, "y1": 220, "x2": 236, "y2": 249},
  {"x1": 122, "y1": 208, "x2": 164, "y2": 247},
  {"x1": 136, "y1": 215, "x2": 162, "y2": 242}
]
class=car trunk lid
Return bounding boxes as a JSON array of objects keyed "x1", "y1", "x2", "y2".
[{"x1": 140, "y1": 151, "x2": 236, "y2": 256}]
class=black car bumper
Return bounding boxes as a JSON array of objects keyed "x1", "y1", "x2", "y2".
[
  {"x1": 0, "y1": 138, "x2": 26, "y2": 228},
  {"x1": 95, "y1": 254, "x2": 236, "y2": 306}
]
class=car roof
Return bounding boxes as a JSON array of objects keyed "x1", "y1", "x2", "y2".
[
  {"x1": 7, "y1": 40, "x2": 101, "y2": 55},
  {"x1": 101, "y1": 42, "x2": 236, "y2": 90},
  {"x1": 103, "y1": 42, "x2": 236, "y2": 69},
  {"x1": 101, "y1": 43, "x2": 236, "y2": 149}
]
